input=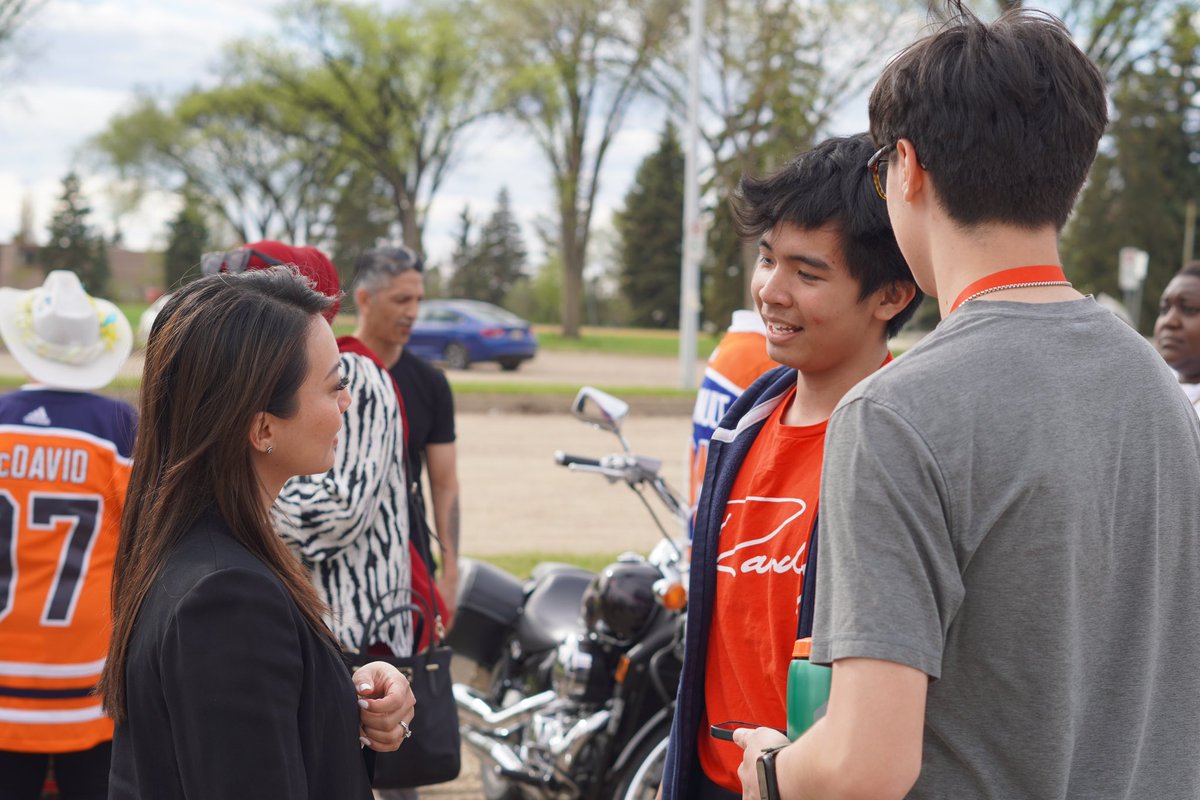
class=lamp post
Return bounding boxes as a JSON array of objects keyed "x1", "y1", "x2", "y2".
[{"x1": 678, "y1": 0, "x2": 706, "y2": 389}]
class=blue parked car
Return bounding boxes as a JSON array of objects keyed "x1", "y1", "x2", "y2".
[{"x1": 408, "y1": 299, "x2": 538, "y2": 371}]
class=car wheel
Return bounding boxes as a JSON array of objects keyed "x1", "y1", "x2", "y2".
[
  {"x1": 444, "y1": 342, "x2": 471, "y2": 370},
  {"x1": 498, "y1": 358, "x2": 522, "y2": 372}
]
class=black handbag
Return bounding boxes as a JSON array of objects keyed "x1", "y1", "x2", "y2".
[{"x1": 352, "y1": 591, "x2": 462, "y2": 789}]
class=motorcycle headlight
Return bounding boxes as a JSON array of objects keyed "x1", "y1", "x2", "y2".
[
  {"x1": 552, "y1": 636, "x2": 593, "y2": 700},
  {"x1": 552, "y1": 635, "x2": 614, "y2": 704}
]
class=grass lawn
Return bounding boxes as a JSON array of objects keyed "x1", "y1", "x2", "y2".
[
  {"x1": 466, "y1": 550, "x2": 621, "y2": 579},
  {"x1": 115, "y1": 306, "x2": 709, "y2": 360},
  {"x1": 446, "y1": 380, "x2": 693, "y2": 398},
  {"x1": 117, "y1": 303, "x2": 150, "y2": 328},
  {"x1": 534, "y1": 325, "x2": 720, "y2": 359}
]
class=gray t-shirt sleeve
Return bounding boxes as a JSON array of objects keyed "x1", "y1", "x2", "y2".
[{"x1": 810, "y1": 396, "x2": 963, "y2": 679}]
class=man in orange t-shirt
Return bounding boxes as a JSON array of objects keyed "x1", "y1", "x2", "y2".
[{"x1": 661, "y1": 134, "x2": 922, "y2": 800}]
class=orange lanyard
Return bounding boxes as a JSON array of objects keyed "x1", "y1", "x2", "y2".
[{"x1": 950, "y1": 265, "x2": 1070, "y2": 313}]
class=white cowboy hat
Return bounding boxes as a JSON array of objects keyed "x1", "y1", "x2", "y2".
[{"x1": 0, "y1": 271, "x2": 133, "y2": 391}]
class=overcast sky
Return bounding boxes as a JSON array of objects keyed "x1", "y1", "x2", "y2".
[{"x1": 0, "y1": 0, "x2": 673, "y2": 271}]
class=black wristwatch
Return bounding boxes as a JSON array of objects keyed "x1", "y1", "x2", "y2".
[{"x1": 756, "y1": 744, "x2": 787, "y2": 800}]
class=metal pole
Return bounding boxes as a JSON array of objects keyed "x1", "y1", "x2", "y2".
[
  {"x1": 1184, "y1": 200, "x2": 1197, "y2": 267},
  {"x1": 678, "y1": 0, "x2": 706, "y2": 389}
]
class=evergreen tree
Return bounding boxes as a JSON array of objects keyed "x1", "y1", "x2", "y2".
[
  {"x1": 703, "y1": 198, "x2": 749, "y2": 329},
  {"x1": 475, "y1": 188, "x2": 527, "y2": 305},
  {"x1": 329, "y1": 167, "x2": 394, "y2": 299},
  {"x1": 449, "y1": 189, "x2": 528, "y2": 305},
  {"x1": 447, "y1": 205, "x2": 479, "y2": 298},
  {"x1": 615, "y1": 121, "x2": 684, "y2": 328},
  {"x1": 41, "y1": 172, "x2": 110, "y2": 297},
  {"x1": 163, "y1": 189, "x2": 209, "y2": 290},
  {"x1": 15, "y1": 193, "x2": 34, "y2": 246},
  {"x1": 1062, "y1": 7, "x2": 1200, "y2": 332}
]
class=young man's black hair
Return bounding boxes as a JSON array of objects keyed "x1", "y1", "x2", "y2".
[{"x1": 733, "y1": 135, "x2": 923, "y2": 337}]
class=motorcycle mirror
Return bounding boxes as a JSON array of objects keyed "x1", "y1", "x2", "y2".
[{"x1": 572, "y1": 386, "x2": 630, "y2": 431}]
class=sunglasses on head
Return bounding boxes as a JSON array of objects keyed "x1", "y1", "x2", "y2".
[{"x1": 200, "y1": 248, "x2": 286, "y2": 277}]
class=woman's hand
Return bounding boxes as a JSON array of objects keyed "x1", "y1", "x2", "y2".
[{"x1": 352, "y1": 661, "x2": 417, "y2": 752}]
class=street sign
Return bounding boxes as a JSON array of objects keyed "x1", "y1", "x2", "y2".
[{"x1": 1118, "y1": 247, "x2": 1149, "y2": 291}]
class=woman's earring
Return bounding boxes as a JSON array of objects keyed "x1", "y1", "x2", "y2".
[{"x1": 266, "y1": 445, "x2": 274, "y2": 455}]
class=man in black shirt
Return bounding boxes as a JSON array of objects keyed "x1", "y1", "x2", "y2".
[{"x1": 353, "y1": 246, "x2": 460, "y2": 619}]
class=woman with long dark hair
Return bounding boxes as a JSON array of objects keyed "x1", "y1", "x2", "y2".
[{"x1": 99, "y1": 267, "x2": 414, "y2": 798}]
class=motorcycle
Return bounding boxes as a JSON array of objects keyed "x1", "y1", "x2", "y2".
[{"x1": 447, "y1": 387, "x2": 690, "y2": 800}]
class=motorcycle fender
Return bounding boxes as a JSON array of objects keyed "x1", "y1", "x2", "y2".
[{"x1": 610, "y1": 705, "x2": 674, "y2": 776}]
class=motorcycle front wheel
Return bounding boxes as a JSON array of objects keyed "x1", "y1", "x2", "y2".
[
  {"x1": 611, "y1": 724, "x2": 671, "y2": 800},
  {"x1": 480, "y1": 761, "x2": 522, "y2": 800}
]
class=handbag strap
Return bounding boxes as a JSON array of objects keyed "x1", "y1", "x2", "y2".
[
  {"x1": 795, "y1": 512, "x2": 818, "y2": 641},
  {"x1": 357, "y1": 586, "x2": 442, "y2": 656}
]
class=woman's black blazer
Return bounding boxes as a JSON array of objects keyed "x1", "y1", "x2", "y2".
[{"x1": 109, "y1": 510, "x2": 373, "y2": 799}]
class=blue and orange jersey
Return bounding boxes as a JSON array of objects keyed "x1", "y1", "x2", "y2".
[
  {"x1": 689, "y1": 312, "x2": 778, "y2": 511},
  {"x1": 0, "y1": 388, "x2": 136, "y2": 753}
]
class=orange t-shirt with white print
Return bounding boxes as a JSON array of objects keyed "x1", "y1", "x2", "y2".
[{"x1": 697, "y1": 386, "x2": 823, "y2": 792}]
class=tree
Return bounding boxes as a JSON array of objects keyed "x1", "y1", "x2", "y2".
[
  {"x1": 451, "y1": 187, "x2": 528, "y2": 304},
  {"x1": 505, "y1": 255, "x2": 564, "y2": 324},
  {"x1": 976, "y1": 1, "x2": 1193, "y2": 83},
  {"x1": 1061, "y1": 5, "x2": 1200, "y2": 331},
  {"x1": 489, "y1": 0, "x2": 684, "y2": 336},
  {"x1": 703, "y1": 198, "x2": 748, "y2": 329},
  {"x1": 41, "y1": 172, "x2": 110, "y2": 297},
  {"x1": 91, "y1": 85, "x2": 345, "y2": 246},
  {"x1": 14, "y1": 192, "x2": 33, "y2": 246},
  {"x1": 655, "y1": 0, "x2": 923, "y2": 314},
  {"x1": 327, "y1": 166, "x2": 395, "y2": 294},
  {"x1": 163, "y1": 189, "x2": 210, "y2": 291},
  {"x1": 615, "y1": 121, "x2": 684, "y2": 327},
  {"x1": 0, "y1": 0, "x2": 41, "y2": 73},
  {"x1": 233, "y1": 0, "x2": 494, "y2": 256}
]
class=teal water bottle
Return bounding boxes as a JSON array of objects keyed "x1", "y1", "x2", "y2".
[{"x1": 786, "y1": 637, "x2": 831, "y2": 741}]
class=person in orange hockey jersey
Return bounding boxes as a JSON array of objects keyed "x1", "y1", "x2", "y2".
[
  {"x1": 687, "y1": 310, "x2": 778, "y2": 512},
  {"x1": 0, "y1": 271, "x2": 136, "y2": 800}
]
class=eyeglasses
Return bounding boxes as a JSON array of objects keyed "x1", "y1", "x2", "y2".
[{"x1": 867, "y1": 143, "x2": 892, "y2": 201}]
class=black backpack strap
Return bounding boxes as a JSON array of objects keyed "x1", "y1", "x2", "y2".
[{"x1": 796, "y1": 512, "x2": 818, "y2": 640}]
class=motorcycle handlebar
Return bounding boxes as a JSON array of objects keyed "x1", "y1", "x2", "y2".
[{"x1": 554, "y1": 451, "x2": 602, "y2": 468}]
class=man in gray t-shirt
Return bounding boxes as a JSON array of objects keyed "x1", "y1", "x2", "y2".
[
  {"x1": 731, "y1": 6, "x2": 1200, "y2": 800},
  {"x1": 814, "y1": 302, "x2": 1200, "y2": 798}
]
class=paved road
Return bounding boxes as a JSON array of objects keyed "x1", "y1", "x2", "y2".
[
  {"x1": 448, "y1": 348, "x2": 705, "y2": 389},
  {"x1": 454, "y1": 409, "x2": 692, "y2": 557},
  {"x1": 0, "y1": 347, "x2": 704, "y2": 389}
]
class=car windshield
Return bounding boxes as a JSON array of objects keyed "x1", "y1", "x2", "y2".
[{"x1": 454, "y1": 302, "x2": 526, "y2": 325}]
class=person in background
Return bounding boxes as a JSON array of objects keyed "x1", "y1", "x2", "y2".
[
  {"x1": 734, "y1": 6, "x2": 1200, "y2": 799},
  {"x1": 661, "y1": 134, "x2": 922, "y2": 800},
  {"x1": 205, "y1": 241, "x2": 421, "y2": 665},
  {"x1": 100, "y1": 267, "x2": 414, "y2": 799},
  {"x1": 0, "y1": 271, "x2": 135, "y2": 800},
  {"x1": 355, "y1": 246, "x2": 461, "y2": 621},
  {"x1": 1154, "y1": 260, "x2": 1200, "y2": 417},
  {"x1": 688, "y1": 309, "x2": 778, "y2": 512}
]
